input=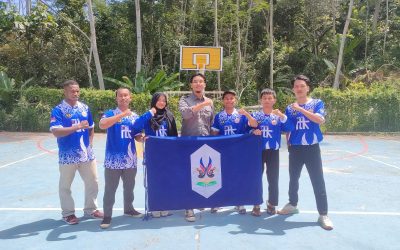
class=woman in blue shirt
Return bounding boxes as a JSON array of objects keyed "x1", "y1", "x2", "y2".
[{"x1": 135, "y1": 92, "x2": 178, "y2": 218}]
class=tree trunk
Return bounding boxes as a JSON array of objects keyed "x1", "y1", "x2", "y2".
[
  {"x1": 333, "y1": 0, "x2": 354, "y2": 89},
  {"x1": 81, "y1": 45, "x2": 93, "y2": 88},
  {"x1": 235, "y1": 0, "x2": 242, "y2": 93},
  {"x1": 135, "y1": 0, "x2": 142, "y2": 74},
  {"x1": 365, "y1": 0, "x2": 369, "y2": 66},
  {"x1": 214, "y1": 0, "x2": 221, "y2": 93},
  {"x1": 269, "y1": 0, "x2": 274, "y2": 89},
  {"x1": 158, "y1": 23, "x2": 164, "y2": 70},
  {"x1": 26, "y1": 0, "x2": 31, "y2": 15},
  {"x1": 243, "y1": 0, "x2": 253, "y2": 60},
  {"x1": 383, "y1": 0, "x2": 388, "y2": 56},
  {"x1": 87, "y1": 0, "x2": 105, "y2": 90},
  {"x1": 372, "y1": 0, "x2": 382, "y2": 31}
]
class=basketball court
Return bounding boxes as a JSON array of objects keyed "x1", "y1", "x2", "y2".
[{"x1": 0, "y1": 132, "x2": 399, "y2": 249}]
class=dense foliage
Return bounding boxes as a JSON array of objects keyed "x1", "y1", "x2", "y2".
[
  {"x1": 1, "y1": 1, "x2": 399, "y2": 93},
  {"x1": 1, "y1": 85, "x2": 399, "y2": 132}
]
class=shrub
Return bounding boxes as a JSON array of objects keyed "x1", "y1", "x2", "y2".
[{"x1": 1, "y1": 85, "x2": 400, "y2": 132}]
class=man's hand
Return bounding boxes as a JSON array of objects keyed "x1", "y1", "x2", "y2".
[
  {"x1": 121, "y1": 109, "x2": 132, "y2": 117},
  {"x1": 253, "y1": 129, "x2": 262, "y2": 136},
  {"x1": 203, "y1": 97, "x2": 213, "y2": 107},
  {"x1": 291, "y1": 103, "x2": 302, "y2": 111},
  {"x1": 238, "y1": 108, "x2": 249, "y2": 116},
  {"x1": 78, "y1": 120, "x2": 89, "y2": 130},
  {"x1": 272, "y1": 109, "x2": 285, "y2": 119}
]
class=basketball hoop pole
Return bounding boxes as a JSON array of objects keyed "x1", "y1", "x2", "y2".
[{"x1": 198, "y1": 64, "x2": 206, "y2": 75}]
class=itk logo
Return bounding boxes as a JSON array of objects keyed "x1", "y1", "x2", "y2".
[
  {"x1": 296, "y1": 117, "x2": 310, "y2": 130},
  {"x1": 261, "y1": 125, "x2": 273, "y2": 138},
  {"x1": 156, "y1": 125, "x2": 168, "y2": 137},
  {"x1": 190, "y1": 144, "x2": 221, "y2": 198},
  {"x1": 224, "y1": 125, "x2": 236, "y2": 135},
  {"x1": 121, "y1": 125, "x2": 132, "y2": 139}
]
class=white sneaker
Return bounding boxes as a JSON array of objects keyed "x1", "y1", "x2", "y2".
[
  {"x1": 185, "y1": 209, "x2": 196, "y2": 222},
  {"x1": 100, "y1": 217, "x2": 111, "y2": 229},
  {"x1": 278, "y1": 203, "x2": 299, "y2": 215},
  {"x1": 151, "y1": 211, "x2": 161, "y2": 218},
  {"x1": 318, "y1": 215, "x2": 333, "y2": 230}
]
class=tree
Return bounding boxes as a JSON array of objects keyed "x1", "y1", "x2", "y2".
[
  {"x1": 87, "y1": 0, "x2": 104, "y2": 89},
  {"x1": 269, "y1": 0, "x2": 273, "y2": 88},
  {"x1": 135, "y1": 0, "x2": 142, "y2": 74},
  {"x1": 333, "y1": 0, "x2": 354, "y2": 89}
]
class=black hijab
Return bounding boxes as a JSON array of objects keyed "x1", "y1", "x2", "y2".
[{"x1": 150, "y1": 92, "x2": 178, "y2": 136}]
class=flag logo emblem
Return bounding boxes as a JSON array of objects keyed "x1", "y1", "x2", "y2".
[{"x1": 191, "y1": 144, "x2": 221, "y2": 198}]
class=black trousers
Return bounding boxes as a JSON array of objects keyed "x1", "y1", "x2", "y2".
[
  {"x1": 261, "y1": 149, "x2": 280, "y2": 206},
  {"x1": 288, "y1": 144, "x2": 328, "y2": 215}
]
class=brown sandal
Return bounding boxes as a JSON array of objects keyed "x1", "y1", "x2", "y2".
[
  {"x1": 266, "y1": 204, "x2": 276, "y2": 215},
  {"x1": 251, "y1": 206, "x2": 261, "y2": 217}
]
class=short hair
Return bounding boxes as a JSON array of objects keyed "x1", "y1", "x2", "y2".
[
  {"x1": 115, "y1": 87, "x2": 131, "y2": 97},
  {"x1": 62, "y1": 80, "x2": 79, "y2": 88},
  {"x1": 189, "y1": 73, "x2": 206, "y2": 83},
  {"x1": 260, "y1": 88, "x2": 276, "y2": 99},
  {"x1": 222, "y1": 90, "x2": 236, "y2": 99},
  {"x1": 291, "y1": 74, "x2": 311, "y2": 87}
]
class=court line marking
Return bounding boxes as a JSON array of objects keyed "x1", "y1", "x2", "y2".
[
  {"x1": 325, "y1": 148, "x2": 400, "y2": 171},
  {"x1": 0, "y1": 149, "x2": 57, "y2": 169},
  {"x1": 341, "y1": 150, "x2": 400, "y2": 171},
  {"x1": 0, "y1": 208, "x2": 399, "y2": 216}
]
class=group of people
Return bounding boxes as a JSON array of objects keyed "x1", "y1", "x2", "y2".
[{"x1": 49, "y1": 73, "x2": 333, "y2": 231}]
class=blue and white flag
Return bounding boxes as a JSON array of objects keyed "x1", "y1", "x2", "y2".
[{"x1": 145, "y1": 134, "x2": 263, "y2": 211}]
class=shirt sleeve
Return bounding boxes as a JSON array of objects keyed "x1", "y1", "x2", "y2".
[
  {"x1": 87, "y1": 108, "x2": 95, "y2": 128},
  {"x1": 178, "y1": 96, "x2": 195, "y2": 119},
  {"x1": 315, "y1": 99, "x2": 326, "y2": 121},
  {"x1": 241, "y1": 115, "x2": 249, "y2": 133},
  {"x1": 49, "y1": 108, "x2": 63, "y2": 131},
  {"x1": 211, "y1": 113, "x2": 220, "y2": 132},
  {"x1": 100, "y1": 110, "x2": 114, "y2": 120},
  {"x1": 131, "y1": 111, "x2": 153, "y2": 135},
  {"x1": 281, "y1": 115, "x2": 294, "y2": 132}
]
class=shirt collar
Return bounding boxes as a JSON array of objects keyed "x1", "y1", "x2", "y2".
[
  {"x1": 190, "y1": 93, "x2": 205, "y2": 101},
  {"x1": 62, "y1": 100, "x2": 79, "y2": 108},
  {"x1": 223, "y1": 108, "x2": 238, "y2": 116}
]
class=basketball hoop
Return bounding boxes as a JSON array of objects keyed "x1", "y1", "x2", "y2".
[{"x1": 180, "y1": 46, "x2": 223, "y2": 73}]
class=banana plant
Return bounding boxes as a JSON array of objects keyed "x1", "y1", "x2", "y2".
[{"x1": 104, "y1": 70, "x2": 183, "y2": 94}]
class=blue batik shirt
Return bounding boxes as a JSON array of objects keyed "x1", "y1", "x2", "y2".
[
  {"x1": 127, "y1": 111, "x2": 169, "y2": 137},
  {"x1": 50, "y1": 100, "x2": 95, "y2": 165},
  {"x1": 285, "y1": 98, "x2": 326, "y2": 145},
  {"x1": 101, "y1": 109, "x2": 152, "y2": 169},
  {"x1": 211, "y1": 109, "x2": 249, "y2": 135},
  {"x1": 251, "y1": 111, "x2": 292, "y2": 150}
]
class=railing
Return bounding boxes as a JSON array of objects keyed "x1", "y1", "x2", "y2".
[{"x1": 164, "y1": 90, "x2": 224, "y2": 99}]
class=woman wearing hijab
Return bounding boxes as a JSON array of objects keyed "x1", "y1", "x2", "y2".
[{"x1": 134, "y1": 92, "x2": 178, "y2": 218}]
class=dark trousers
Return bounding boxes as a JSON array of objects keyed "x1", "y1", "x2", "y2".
[
  {"x1": 103, "y1": 168, "x2": 137, "y2": 218},
  {"x1": 262, "y1": 149, "x2": 280, "y2": 206},
  {"x1": 288, "y1": 144, "x2": 328, "y2": 215}
]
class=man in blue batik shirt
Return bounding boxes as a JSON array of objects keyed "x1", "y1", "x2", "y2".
[
  {"x1": 50, "y1": 80, "x2": 103, "y2": 225},
  {"x1": 98, "y1": 87, "x2": 153, "y2": 229},
  {"x1": 211, "y1": 90, "x2": 257, "y2": 214},
  {"x1": 278, "y1": 75, "x2": 333, "y2": 231},
  {"x1": 211, "y1": 90, "x2": 256, "y2": 136},
  {"x1": 250, "y1": 88, "x2": 292, "y2": 217}
]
